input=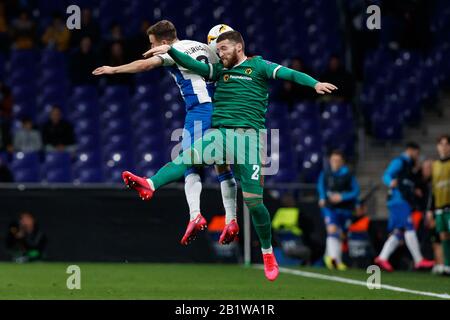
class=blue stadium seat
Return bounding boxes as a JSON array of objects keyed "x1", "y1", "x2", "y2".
[
  {"x1": 101, "y1": 86, "x2": 130, "y2": 104},
  {"x1": 71, "y1": 85, "x2": 98, "y2": 101},
  {"x1": 44, "y1": 168, "x2": 73, "y2": 183},
  {"x1": 11, "y1": 152, "x2": 41, "y2": 182},
  {"x1": 74, "y1": 119, "x2": 100, "y2": 136},
  {"x1": 74, "y1": 168, "x2": 104, "y2": 183}
]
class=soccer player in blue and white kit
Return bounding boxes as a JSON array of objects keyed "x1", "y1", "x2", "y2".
[{"x1": 93, "y1": 20, "x2": 238, "y2": 245}]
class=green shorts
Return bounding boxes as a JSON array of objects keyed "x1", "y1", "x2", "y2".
[
  {"x1": 180, "y1": 127, "x2": 265, "y2": 195},
  {"x1": 435, "y1": 208, "x2": 450, "y2": 233}
]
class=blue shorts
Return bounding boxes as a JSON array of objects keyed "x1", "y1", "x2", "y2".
[
  {"x1": 182, "y1": 102, "x2": 213, "y2": 151},
  {"x1": 387, "y1": 200, "x2": 414, "y2": 231},
  {"x1": 321, "y1": 207, "x2": 353, "y2": 232},
  {"x1": 182, "y1": 102, "x2": 213, "y2": 176}
]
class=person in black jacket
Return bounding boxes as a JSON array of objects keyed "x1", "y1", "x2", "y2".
[
  {"x1": 41, "y1": 106, "x2": 76, "y2": 153},
  {"x1": 6, "y1": 211, "x2": 47, "y2": 263}
]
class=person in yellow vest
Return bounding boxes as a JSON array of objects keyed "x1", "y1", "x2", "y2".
[
  {"x1": 427, "y1": 134, "x2": 450, "y2": 275},
  {"x1": 272, "y1": 193, "x2": 311, "y2": 264}
]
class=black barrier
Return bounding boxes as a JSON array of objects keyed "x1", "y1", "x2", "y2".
[
  {"x1": 1, "y1": 184, "x2": 419, "y2": 268},
  {"x1": 0, "y1": 184, "x2": 327, "y2": 263},
  {"x1": 0, "y1": 186, "x2": 245, "y2": 262}
]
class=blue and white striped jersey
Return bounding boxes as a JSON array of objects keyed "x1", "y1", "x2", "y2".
[{"x1": 159, "y1": 40, "x2": 218, "y2": 111}]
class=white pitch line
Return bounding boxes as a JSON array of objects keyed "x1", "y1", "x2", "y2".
[{"x1": 253, "y1": 265, "x2": 450, "y2": 300}]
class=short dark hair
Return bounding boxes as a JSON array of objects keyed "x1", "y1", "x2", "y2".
[
  {"x1": 437, "y1": 134, "x2": 450, "y2": 144},
  {"x1": 217, "y1": 30, "x2": 245, "y2": 50},
  {"x1": 406, "y1": 141, "x2": 420, "y2": 150},
  {"x1": 329, "y1": 149, "x2": 345, "y2": 161},
  {"x1": 146, "y1": 20, "x2": 177, "y2": 41}
]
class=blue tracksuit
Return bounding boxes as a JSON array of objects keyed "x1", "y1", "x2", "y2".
[
  {"x1": 383, "y1": 153, "x2": 415, "y2": 231},
  {"x1": 317, "y1": 166, "x2": 360, "y2": 232}
]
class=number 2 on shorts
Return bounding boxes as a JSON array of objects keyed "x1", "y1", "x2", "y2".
[{"x1": 251, "y1": 165, "x2": 260, "y2": 180}]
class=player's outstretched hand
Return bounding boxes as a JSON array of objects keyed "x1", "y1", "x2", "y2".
[
  {"x1": 314, "y1": 82, "x2": 338, "y2": 94},
  {"x1": 92, "y1": 66, "x2": 115, "y2": 75},
  {"x1": 143, "y1": 44, "x2": 171, "y2": 58}
]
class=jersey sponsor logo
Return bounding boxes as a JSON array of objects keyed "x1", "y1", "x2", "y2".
[
  {"x1": 229, "y1": 75, "x2": 252, "y2": 81},
  {"x1": 245, "y1": 68, "x2": 253, "y2": 75},
  {"x1": 223, "y1": 74, "x2": 252, "y2": 82}
]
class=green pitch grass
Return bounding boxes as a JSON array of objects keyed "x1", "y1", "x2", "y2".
[{"x1": 0, "y1": 262, "x2": 448, "y2": 300}]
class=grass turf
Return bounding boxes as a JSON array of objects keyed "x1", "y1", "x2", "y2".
[{"x1": 0, "y1": 262, "x2": 449, "y2": 300}]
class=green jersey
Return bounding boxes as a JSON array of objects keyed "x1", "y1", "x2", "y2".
[
  {"x1": 208, "y1": 56, "x2": 281, "y2": 129},
  {"x1": 167, "y1": 47, "x2": 319, "y2": 130}
]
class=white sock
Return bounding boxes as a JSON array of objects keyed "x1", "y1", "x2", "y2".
[
  {"x1": 262, "y1": 247, "x2": 273, "y2": 254},
  {"x1": 379, "y1": 234, "x2": 400, "y2": 261},
  {"x1": 220, "y1": 177, "x2": 237, "y2": 224},
  {"x1": 326, "y1": 236, "x2": 342, "y2": 263},
  {"x1": 184, "y1": 173, "x2": 202, "y2": 221},
  {"x1": 404, "y1": 230, "x2": 423, "y2": 264},
  {"x1": 146, "y1": 178, "x2": 155, "y2": 191}
]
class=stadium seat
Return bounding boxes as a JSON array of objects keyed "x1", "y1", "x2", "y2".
[
  {"x1": 74, "y1": 168, "x2": 104, "y2": 183},
  {"x1": 11, "y1": 152, "x2": 41, "y2": 182}
]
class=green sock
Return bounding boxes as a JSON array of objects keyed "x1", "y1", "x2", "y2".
[
  {"x1": 443, "y1": 239, "x2": 450, "y2": 266},
  {"x1": 150, "y1": 161, "x2": 189, "y2": 190},
  {"x1": 245, "y1": 197, "x2": 272, "y2": 250}
]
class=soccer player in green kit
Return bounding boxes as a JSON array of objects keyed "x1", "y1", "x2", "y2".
[{"x1": 123, "y1": 31, "x2": 337, "y2": 281}]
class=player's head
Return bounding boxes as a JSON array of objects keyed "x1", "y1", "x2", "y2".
[
  {"x1": 329, "y1": 150, "x2": 345, "y2": 172},
  {"x1": 436, "y1": 134, "x2": 450, "y2": 158},
  {"x1": 216, "y1": 30, "x2": 245, "y2": 68},
  {"x1": 405, "y1": 141, "x2": 420, "y2": 161},
  {"x1": 146, "y1": 20, "x2": 178, "y2": 48},
  {"x1": 19, "y1": 211, "x2": 35, "y2": 232}
]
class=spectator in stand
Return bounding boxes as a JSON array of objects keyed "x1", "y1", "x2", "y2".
[
  {"x1": 42, "y1": 13, "x2": 71, "y2": 52},
  {"x1": 129, "y1": 20, "x2": 151, "y2": 58},
  {"x1": 70, "y1": 8, "x2": 100, "y2": 47},
  {"x1": 105, "y1": 22, "x2": 124, "y2": 43},
  {"x1": 5, "y1": 211, "x2": 47, "y2": 263},
  {"x1": 0, "y1": 156, "x2": 13, "y2": 182},
  {"x1": 275, "y1": 57, "x2": 316, "y2": 111},
  {"x1": 0, "y1": 114, "x2": 12, "y2": 153},
  {"x1": 0, "y1": 82, "x2": 13, "y2": 119},
  {"x1": 0, "y1": 3, "x2": 11, "y2": 53},
  {"x1": 320, "y1": 55, "x2": 355, "y2": 102},
  {"x1": 10, "y1": 9, "x2": 36, "y2": 49},
  {"x1": 70, "y1": 36, "x2": 99, "y2": 85},
  {"x1": 41, "y1": 106, "x2": 76, "y2": 153},
  {"x1": 105, "y1": 41, "x2": 132, "y2": 86},
  {"x1": 13, "y1": 116, "x2": 42, "y2": 152}
]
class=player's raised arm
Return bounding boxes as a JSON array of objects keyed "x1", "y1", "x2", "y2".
[
  {"x1": 143, "y1": 45, "x2": 212, "y2": 79},
  {"x1": 92, "y1": 56, "x2": 163, "y2": 75},
  {"x1": 275, "y1": 66, "x2": 338, "y2": 95}
]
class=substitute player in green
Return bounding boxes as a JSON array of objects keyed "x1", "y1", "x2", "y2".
[
  {"x1": 427, "y1": 134, "x2": 450, "y2": 275},
  {"x1": 122, "y1": 31, "x2": 337, "y2": 281}
]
